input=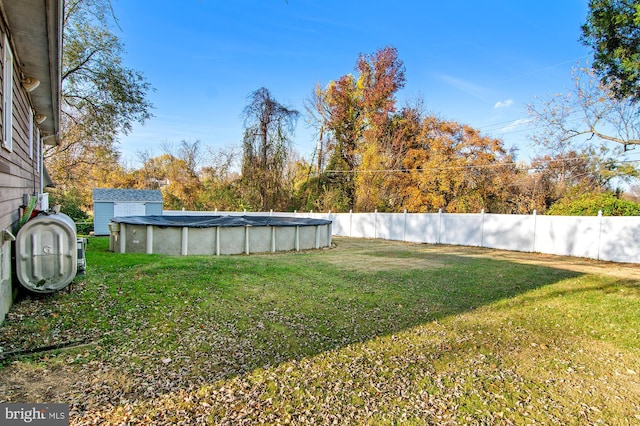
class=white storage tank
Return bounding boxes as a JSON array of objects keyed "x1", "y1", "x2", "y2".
[{"x1": 15, "y1": 212, "x2": 78, "y2": 293}]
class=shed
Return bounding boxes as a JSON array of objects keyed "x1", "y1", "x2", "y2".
[{"x1": 93, "y1": 188, "x2": 163, "y2": 235}]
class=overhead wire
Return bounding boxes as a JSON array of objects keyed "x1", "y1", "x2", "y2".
[{"x1": 322, "y1": 156, "x2": 640, "y2": 174}]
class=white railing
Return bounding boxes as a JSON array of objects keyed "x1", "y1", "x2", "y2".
[{"x1": 163, "y1": 209, "x2": 639, "y2": 264}]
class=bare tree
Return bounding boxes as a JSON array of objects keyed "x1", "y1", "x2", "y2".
[
  {"x1": 529, "y1": 66, "x2": 640, "y2": 152},
  {"x1": 528, "y1": 66, "x2": 640, "y2": 202}
]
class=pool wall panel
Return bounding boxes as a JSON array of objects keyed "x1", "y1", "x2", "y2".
[
  {"x1": 248, "y1": 226, "x2": 271, "y2": 254},
  {"x1": 219, "y1": 227, "x2": 246, "y2": 255},
  {"x1": 152, "y1": 227, "x2": 182, "y2": 255},
  {"x1": 187, "y1": 227, "x2": 216, "y2": 255},
  {"x1": 124, "y1": 224, "x2": 147, "y2": 254},
  {"x1": 275, "y1": 226, "x2": 296, "y2": 252},
  {"x1": 299, "y1": 226, "x2": 316, "y2": 250}
]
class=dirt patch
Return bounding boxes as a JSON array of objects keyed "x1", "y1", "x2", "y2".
[{"x1": 0, "y1": 362, "x2": 79, "y2": 403}]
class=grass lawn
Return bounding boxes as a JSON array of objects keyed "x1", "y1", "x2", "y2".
[{"x1": 0, "y1": 237, "x2": 638, "y2": 424}]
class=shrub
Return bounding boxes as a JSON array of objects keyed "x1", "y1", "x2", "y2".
[{"x1": 547, "y1": 191, "x2": 640, "y2": 216}]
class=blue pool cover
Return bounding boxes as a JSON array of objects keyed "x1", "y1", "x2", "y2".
[{"x1": 111, "y1": 215, "x2": 332, "y2": 228}]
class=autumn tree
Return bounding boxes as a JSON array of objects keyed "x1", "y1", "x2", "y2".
[
  {"x1": 135, "y1": 141, "x2": 204, "y2": 210},
  {"x1": 400, "y1": 116, "x2": 518, "y2": 213},
  {"x1": 309, "y1": 46, "x2": 406, "y2": 211},
  {"x1": 581, "y1": 0, "x2": 640, "y2": 102},
  {"x1": 46, "y1": 0, "x2": 153, "y2": 211},
  {"x1": 240, "y1": 87, "x2": 300, "y2": 210},
  {"x1": 499, "y1": 165, "x2": 553, "y2": 214},
  {"x1": 356, "y1": 102, "x2": 423, "y2": 211},
  {"x1": 199, "y1": 145, "x2": 242, "y2": 211}
]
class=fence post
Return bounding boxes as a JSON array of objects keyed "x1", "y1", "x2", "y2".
[
  {"x1": 349, "y1": 209, "x2": 353, "y2": 237},
  {"x1": 531, "y1": 210, "x2": 537, "y2": 252},
  {"x1": 480, "y1": 209, "x2": 485, "y2": 247},
  {"x1": 597, "y1": 210, "x2": 603, "y2": 260},
  {"x1": 272, "y1": 226, "x2": 276, "y2": 253},
  {"x1": 146, "y1": 225, "x2": 153, "y2": 254},
  {"x1": 120, "y1": 223, "x2": 126, "y2": 253},
  {"x1": 374, "y1": 209, "x2": 378, "y2": 239},
  {"x1": 437, "y1": 209, "x2": 442, "y2": 244},
  {"x1": 403, "y1": 209, "x2": 407, "y2": 242}
]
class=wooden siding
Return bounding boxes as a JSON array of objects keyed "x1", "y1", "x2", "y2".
[
  {"x1": 0, "y1": 0, "x2": 61, "y2": 323},
  {"x1": 0, "y1": 20, "x2": 42, "y2": 233},
  {"x1": 94, "y1": 202, "x2": 115, "y2": 236},
  {"x1": 147, "y1": 203, "x2": 163, "y2": 216}
]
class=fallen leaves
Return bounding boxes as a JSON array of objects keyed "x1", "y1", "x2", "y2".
[{"x1": 1, "y1": 238, "x2": 639, "y2": 424}]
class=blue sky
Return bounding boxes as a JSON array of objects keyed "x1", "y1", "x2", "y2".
[{"x1": 111, "y1": 0, "x2": 592, "y2": 167}]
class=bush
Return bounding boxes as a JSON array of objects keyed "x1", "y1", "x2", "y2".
[
  {"x1": 75, "y1": 220, "x2": 94, "y2": 235},
  {"x1": 547, "y1": 191, "x2": 640, "y2": 216},
  {"x1": 47, "y1": 190, "x2": 89, "y2": 221}
]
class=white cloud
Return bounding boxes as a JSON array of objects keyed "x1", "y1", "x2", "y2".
[
  {"x1": 494, "y1": 99, "x2": 514, "y2": 109},
  {"x1": 498, "y1": 118, "x2": 531, "y2": 133}
]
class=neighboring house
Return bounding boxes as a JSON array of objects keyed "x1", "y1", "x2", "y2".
[
  {"x1": 93, "y1": 188, "x2": 163, "y2": 236},
  {"x1": 0, "y1": 0, "x2": 62, "y2": 322}
]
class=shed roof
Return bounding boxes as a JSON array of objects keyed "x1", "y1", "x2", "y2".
[{"x1": 93, "y1": 188, "x2": 163, "y2": 203}]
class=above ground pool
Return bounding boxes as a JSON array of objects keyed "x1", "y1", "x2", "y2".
[{"x1": 109, "y1": 215, "x2": 333, "y2": 255}]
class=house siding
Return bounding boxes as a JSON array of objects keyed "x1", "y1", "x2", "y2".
[
  {"x1": 0, "y1": 21, "x2": 45, "y2": 323},
  {"x1": 1, "y1": 29, "x2": 43, "y2": 233}
]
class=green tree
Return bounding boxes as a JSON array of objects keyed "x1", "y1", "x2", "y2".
[
  {"x1": 581, "y1": 0, "x2": 640, "y2": 102},
  {"x1": 547, "y1": 191, "x2": 640, "y2": 216},
  {"x1": 45, "y1": 0, "x2": 153, "y2": 211}
]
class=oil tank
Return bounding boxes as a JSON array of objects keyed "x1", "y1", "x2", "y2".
[{"x1": 15, "y1": 212, "x2": 78, "y2": 293}]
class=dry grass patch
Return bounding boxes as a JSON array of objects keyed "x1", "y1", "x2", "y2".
[{"x1": 318, "y1": 238, "x2": 447, "y2": 272}]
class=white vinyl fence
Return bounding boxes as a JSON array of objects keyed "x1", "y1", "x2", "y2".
[{"x1": 164, "y1": 209, "x2": 640, "y2": 264}]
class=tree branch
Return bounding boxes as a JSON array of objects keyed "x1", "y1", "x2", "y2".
[{"x1": 62, "y1": 49, "x2": 101, "y2": 82}]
